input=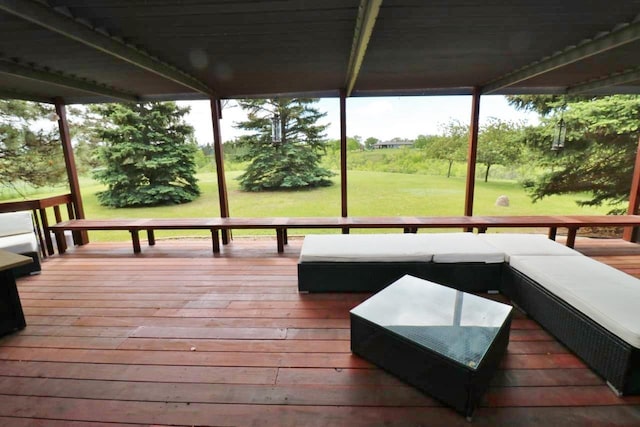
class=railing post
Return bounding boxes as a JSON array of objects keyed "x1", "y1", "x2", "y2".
[
  {"x1": 463, "y1": 87, "x2": 481, "y2": 231},
  {"x1": 623, "y1": 135, "x2": 640, "y2": 242},
  {"x1": 210, "y1": 97, "x2": 231, "y2": 244},
  {"x1": 54, "y1": 98, "x2": 88, "y2": 245},
  {"x1": 340, "y1": 89, "x2": 349, "y2": 234}
]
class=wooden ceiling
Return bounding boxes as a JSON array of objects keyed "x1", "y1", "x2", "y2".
[{"x1": 2, "y1": 0, "x2": 640, "y2": 104}]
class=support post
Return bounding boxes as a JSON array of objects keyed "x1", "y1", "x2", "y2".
[
  {"x1": 340, "y1": 90, "x2": 349, "y2": 234},
  {"x1": 54, "y1": 98, "x2": 88, "y2": 245},
  {"x1": 210, "y1": 97, "x2": 231, "y2": 244},
  {"x1": 623, "y1": 135, "x2": 640, "y2": 242},
  {"x1": 464, "y1": 88, "x2": 481, "y2": 224}
]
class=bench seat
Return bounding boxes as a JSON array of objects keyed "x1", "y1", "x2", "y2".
[{"x1": 504, "y1": 255, "x2": 640, "y2": 395}]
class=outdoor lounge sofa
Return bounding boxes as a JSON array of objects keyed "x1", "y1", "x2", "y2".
[
  {"x1": 297, "y1": 232, "x2": 640, "y2": 395},
  {"x1": 0, "y1": 211, "x2": 41, "y2": 276},
  {"x1": 297, "y1": 233, "x2": 504, "y2": 293}
]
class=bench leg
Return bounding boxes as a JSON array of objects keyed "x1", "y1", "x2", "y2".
[
  {"x1": 283, "y1": 229, "x2": 288, "y2": 245},
  {"x1": 566, "y1": 228, "x2": 578, "y2": 248},
  {"x1": 130, "y1": 230, "x2": 141, "y2": 253},
  {"x1": 221, "y1": 229, "x2": 230, "y2": 245},
  {"x1": 548, "y1": 227, "x2": 557, "y2": 241},
  {"x1": 276, "y1": 228, "x2": 285, "y2": 253},
  {"x1": 53, "y1": 230, "x2": 67, "y2": 254},
  {"x1": 211, "y1": 229, "x2": 220, "y2": 253},
  {"x1": 147, "y1": 229, "x2": 155, "y2": 246}
]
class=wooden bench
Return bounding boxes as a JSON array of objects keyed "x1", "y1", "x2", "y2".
[{"x1": 49, "y1": 215, "x2": 640, "y2": 255}]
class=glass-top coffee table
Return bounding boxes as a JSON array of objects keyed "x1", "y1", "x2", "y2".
[{"x1": 350, "y1": 275, "x2": 513, "y2": 419}]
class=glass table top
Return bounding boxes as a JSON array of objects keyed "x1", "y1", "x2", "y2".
[{"x1": 350, "y1": 275, "x2": 512, "y2": 369}]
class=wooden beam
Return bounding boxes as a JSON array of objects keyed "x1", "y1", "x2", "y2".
[
  {"x1": 0, "y1": 88, "x2": 52, "y2": 104},
  {"x1": 54, "y1": 98, "x2": 88, "y2": 245},
  {"x1": 0, "y1": 59, "x2": 138, "y2": 102},
  {"x1": 210, "y1": 97, "x2": 230, "y2": 244},
  {"x1": 344, "y1": 0, "x2": 382, "y2": 96},
  {"x1": 340, "y1": 90, "x2": 348, "y2": 219},
  {"x1": 464, "y1": 88, "x2": 481, "y2": 218},
  {"x1": 482, "y1": 19, "x2": 640, "y2": 94},
  {"x1": 623, "y1": 135, "x2": 640, "y2": 242},
  {"x1": 567, "y1": 66, "x2": 640, "y2": 95},
  {"x1": 0, "y1": 0, "x2": 212, "y2": 95}
]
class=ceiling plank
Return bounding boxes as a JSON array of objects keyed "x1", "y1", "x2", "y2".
[
  {"x1": 482, "y1": 19, "x2": 640, "y2": 94},
  {"x1": 0, "y1": 60, "x2": 138, "y2": 102},
  {"x1": 345, "y1": 0, "x2": 382, "y2": 96},
  {"x1": 0, "y1": 0, "x2": 213, "y2": 96},
  {"x1": 567, "y1": 67, "x2": 640, "y2": 94}
]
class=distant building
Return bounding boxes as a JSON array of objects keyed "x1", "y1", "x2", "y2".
[{"x1": 373, "y1": 140, "x2": 414, "y2": 149}]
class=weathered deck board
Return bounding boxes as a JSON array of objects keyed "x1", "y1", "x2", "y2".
[{"x1": 1, "y1": 236, "x2": 639, "y2": 426}]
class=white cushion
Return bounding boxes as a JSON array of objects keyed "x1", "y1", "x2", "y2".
[
  {"x1": 0, "y1": 211, "x2": 34, "y2": 237},
  {"x1": 299, "y1": 234, "x2": 435, "y2": 262},
  {"x1": 510, "y1": 255, "x2": 640, "y2": 348},
  {"x1": 478, "y1": 233, "x2": 582, "y2": 262},
  {"x1": 299, "y1": 233, "x2": 505, "y2": 264},
  {"x1": 423, "y1": 233, "x2": 505, "y2": 264},
  {"x1": 0, "y1": 232, "x2": 39, "y2": 254}
]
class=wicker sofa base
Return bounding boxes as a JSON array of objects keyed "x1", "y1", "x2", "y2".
[
  {"x1": 502, "y1": 266, "x2": 640, "y2": 395},
  {"x1": 297, "y1": 262, "x2": 502, "y2": 293}
]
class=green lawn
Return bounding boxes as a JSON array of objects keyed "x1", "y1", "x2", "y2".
[{"x1": 3, "y1": 170, "x2": 615, "y2": 242}]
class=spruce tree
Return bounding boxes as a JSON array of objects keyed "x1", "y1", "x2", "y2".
[
  {"x1": 92, "y1": 102, "x2": 200, "y2": 207},
  {"x1": 235, "y1": 98, "x2": 334, "y2": 191},
  {"x1": 0, "y1": 100, "x2": 65, "y2": 195}
]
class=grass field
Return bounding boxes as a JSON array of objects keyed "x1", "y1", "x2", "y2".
[{"x1": 2, "y1": 168, "x2": 615, "y2": 242}]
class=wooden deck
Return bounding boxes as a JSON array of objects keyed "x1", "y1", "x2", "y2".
[{"x1": 2, "y1": 236, "x2": 640, "y2": 426}]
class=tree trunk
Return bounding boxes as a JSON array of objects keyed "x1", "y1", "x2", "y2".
[
  {"x1": 447, "y1": 160, "x2": 453, "y2": 178},
  {"x1": 484, "y1": 163, "x2": 491, "y2": 182}
]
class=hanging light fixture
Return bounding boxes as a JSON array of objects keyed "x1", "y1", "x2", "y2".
[
  {"x1": 551, "y1": 117, "x2": 566, "y2": 152},
  {"x1": 271, "y1": 113, "x2": 282, "y2": 143}
]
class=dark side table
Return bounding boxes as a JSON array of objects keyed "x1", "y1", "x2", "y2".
[
  {"x1": 350, "y1": 275, "x2": 512, "y2": 419},
  {"x1": 0, "y1": 250, "x2": 31, "y2": 337}
]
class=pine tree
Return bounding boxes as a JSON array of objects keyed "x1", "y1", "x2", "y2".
[
  {"x1": 508, "y1": 95, "x2": 640, "y2": 212},
  {"x1": 92, "y1": 102, "x2": 200, "y2": 207},
  {"x1": 0, "y1": 100, "x2": 65, "y2": 196},
  {"x1": 235, "y1": 98, "x2": 334, "y2": 191}
]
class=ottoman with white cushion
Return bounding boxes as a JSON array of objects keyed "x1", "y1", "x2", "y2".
[
  {"x1": 504, "y1": 255, "x2": 640, "y2": 395},
  {"x1": 297, "y1": 233, "x2": 505, "y2": 293}
]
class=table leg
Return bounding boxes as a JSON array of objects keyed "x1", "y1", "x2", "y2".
[{"x1": 548, "y1": 227, "x2": 557, "y2": 241}]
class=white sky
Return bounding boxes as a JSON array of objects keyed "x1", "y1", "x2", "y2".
[{"x1": 177, "y1": 95, "x2": 540, "y2": 145}]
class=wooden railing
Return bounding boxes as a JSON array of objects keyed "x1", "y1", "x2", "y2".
[{"x1": 0, "y1": 194, "x2": 81, "y2": 257}]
